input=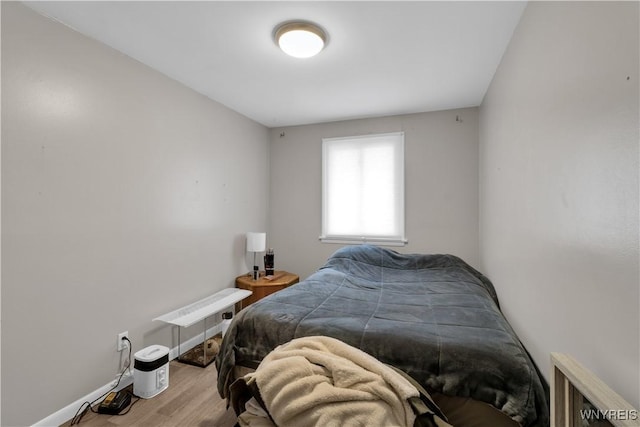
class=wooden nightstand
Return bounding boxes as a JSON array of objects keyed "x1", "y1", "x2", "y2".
[{"x1": 235, "y1": 271, "x2": 299, "y2": 309}]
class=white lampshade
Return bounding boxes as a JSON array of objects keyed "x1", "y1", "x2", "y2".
[{"x1": 246, "y1": 232, "x2": 266, "y2": 253}]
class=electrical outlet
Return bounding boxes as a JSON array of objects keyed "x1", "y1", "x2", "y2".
[{"x1": 117, "y1": 331, "x2": 129, "y2": 351}]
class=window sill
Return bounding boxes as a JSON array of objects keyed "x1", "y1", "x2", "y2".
[{"x1": 318, "y1": 236, "x2": 408, "y2": 247}]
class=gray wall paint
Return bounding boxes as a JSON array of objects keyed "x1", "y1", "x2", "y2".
[
  {"x1": 479, "y1": 1, "x2": 639, "y2": 407},
  {"x1": 269, "y1": 108, "x2": 479, "y2": 280},
  {"x1": 1, "y1": 3, "x2": 269, "y2": 425}
]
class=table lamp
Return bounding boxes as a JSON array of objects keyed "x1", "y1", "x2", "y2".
[{"x1": 246, "y1": 232, "x2": 266, "y2": 280}]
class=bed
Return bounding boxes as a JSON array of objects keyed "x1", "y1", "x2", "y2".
[{"x1": 216, "y1": 245, "x2": 549, "y2": 427}]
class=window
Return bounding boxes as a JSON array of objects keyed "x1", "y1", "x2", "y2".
[{"x1": 321, "y1": 132, "x2": 406, "y2": 246}]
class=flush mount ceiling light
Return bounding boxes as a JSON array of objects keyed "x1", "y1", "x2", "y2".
[{"x1": 274, "y1": 21, "x2": 327, "y2": 59}]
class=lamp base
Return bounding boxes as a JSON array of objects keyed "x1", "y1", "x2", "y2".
[{"x1": 252, "y1": 266, "x2": 259, "y2": 281}]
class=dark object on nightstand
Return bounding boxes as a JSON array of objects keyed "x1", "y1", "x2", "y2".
[{"x1": 264, "y1": 248, "x2": 275, "y2": 276}]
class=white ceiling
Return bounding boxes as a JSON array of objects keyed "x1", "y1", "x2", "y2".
[{"x1": 24, "y1": 1, "x2": 527, "y2": 128}]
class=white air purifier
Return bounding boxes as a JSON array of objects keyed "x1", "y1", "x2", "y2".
[{"x1": 133, "y1": 345, "x2": 169, "y2": 398}]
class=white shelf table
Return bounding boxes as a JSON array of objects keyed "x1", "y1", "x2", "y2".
[{"x1": 153, "y1": 288, "x2": 252, "y2": 367}]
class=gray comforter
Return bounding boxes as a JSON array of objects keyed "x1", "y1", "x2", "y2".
[{"x1": 216, "y1": 245, "x2": 549, "y2": 427}]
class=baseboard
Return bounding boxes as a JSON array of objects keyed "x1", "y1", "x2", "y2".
[
  {"x1": 31, "y1": 370, "x2": 134, "y2": 427},
  {"x1": 32, "y1": 323, "x2": 223, "y2": 427}
]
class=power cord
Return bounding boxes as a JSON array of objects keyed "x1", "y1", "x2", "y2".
[{"x1": 70, "y1": 336, "x2": 140, "y2": 425}]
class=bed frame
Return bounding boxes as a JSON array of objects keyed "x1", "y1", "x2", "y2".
[{"x1": 551, "y1": 353, "x2": 638, "y2": 427}]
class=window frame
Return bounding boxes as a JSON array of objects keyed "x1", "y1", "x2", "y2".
[{"x1": 320, "y1": 131, "x2": 407, "y2": 246}]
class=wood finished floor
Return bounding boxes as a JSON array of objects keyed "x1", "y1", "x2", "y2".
[{"x1": 61, "y1": 361, "x2": 237, "y2": 427}]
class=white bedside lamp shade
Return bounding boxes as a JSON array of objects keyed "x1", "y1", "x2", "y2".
[{"x1": 246, "y1": 232, "x2": 266, "y2": 253}]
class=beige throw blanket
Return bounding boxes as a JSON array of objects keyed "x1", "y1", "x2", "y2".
[{"x1": 240, "y1": 336, "x2": 420, "y2": 427}]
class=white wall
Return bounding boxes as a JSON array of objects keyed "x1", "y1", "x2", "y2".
[
  {"x1": 479, "y1": 1, "x2": 639, "y2": 407},
  {"x1": 269, "y1": 108, "x2": 479, "y2": 279},
  {"x1": 1, "y1": 3, "x2": 269, "y2": 425}
]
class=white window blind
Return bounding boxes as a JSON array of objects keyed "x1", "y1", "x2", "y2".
[{"x1": 321, "y1": 132, "x2": 406, "y2": 246}]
